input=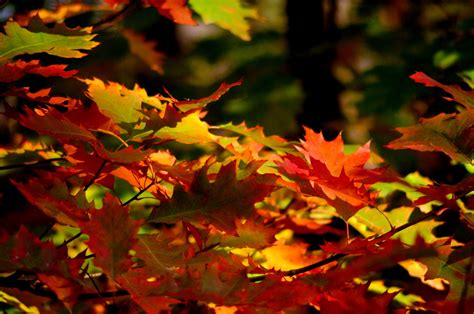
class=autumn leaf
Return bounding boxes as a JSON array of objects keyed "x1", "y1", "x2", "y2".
[
  {"x1": 411, "y1": 71, "x2": 474, "y2": 109},
  {"x1": 122, "y1": 29, "x2": 166, "y2": 75},
  {"x1": 310, "y1": 238, "x2": 436, "y2": 289},
  {"x1": 319, "y1": 285, "x2": 396, "y2": 314},
  {"x1": 189, "y1": 0, "x2": 258, "y2": 41},
  {"x1": 278, "y1": 129, "x2": 381, "y2": 220},
  {"x1": 3, "y1": 87, "x2": 69, "y2": 105},
  {"x1": 418, "y1": 239, "x2": 471, "y2": 301},
  {"x1": 81, "y1": 78, "x2": 163, "y2": 126},
  {"x1": 0, "y1": 60, "x2": 77, "y2": 83},
  {"x1": 218, "y1": 219, "x2": 277, "y2": 249},
  {"x1": 354, "y1": 206, "x2": 443, "y2": 244},
  {"x1": 147, "y1": 0, "x2": 197, "y2": 25},
  {"x1": 0, "y1": 226, "x2": 63, "y2": 272},
  {"x1": 12, "y1": 173, "x2": 91, "y2": 227},
  {"x1": 386, "y1": 109, "x2": 474, "y2": 163},
  {"x1": 0, "y1": 227, "x2": 85, "y2": 306},
  {"x1": 95, "y1": 145, "x2": 154, "y2": 164},
  {"x1": 79, "y1": 194, "x2": 140, "y2": 280},
  {"x1": 175, "y1": 79, "x2": 243, "y2": 112},
  {"x1": 148, "y1": 161, "x2": 276, "y2": 232},
  {"x1": 154, "y1": 112, "x2": 216, "y2": 144},
  {"x1": 261, "y1": 241, "x2": 320, "y2": 271},
  {"x1": 18, "y1": 107, "x2": 98, "y2": 143},
  {"x1": 25, "y1": 3, "x2": 108, "y2": 24},
  {"x1": 215, "y1": 121, "x2": 295, "y2": 153},
  {"x1": 0, "y1": 19, "x2": 98, "y2": 62}
]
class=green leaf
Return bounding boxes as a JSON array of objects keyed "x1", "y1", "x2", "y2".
[
  {"x1": 420, "y1": 240, "x2": 471, "y2": 301},
  {"x1": 218, "y1": 219, "x2": 277, "y2": 249},
  {"x1": 0, "y1": 20, "x2": 98, "y2": 62},
  {"x1": 81, "y1": 78, "x2": 163, "y2": 126},
  {"x1": 189, "y1": 0, "x2": 258, "y2": 41},
  {"x1": 154, "y1": 112, "x2": 216, "y2": 144},
  {"x1": 353, "y1": 207, "x2": 442, "y2": 244},
  {"x1": 215, "y1": 122, "x2": 295, "y2": 153},
  {"x1": 386, "y1": 109, "x2": 474, "y2": 163}
]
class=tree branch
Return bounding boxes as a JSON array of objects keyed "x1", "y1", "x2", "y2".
[
  {"x1": 250, "y1": 207, "x2": 442, "y2": 282},
  {"x1": 121, "y1": 181, "x2": 155, "y2": 207},
  {"x1": 0, "y1": 208, "x2": 444, "y2": 303}
]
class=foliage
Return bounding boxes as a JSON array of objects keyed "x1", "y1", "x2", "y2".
[{"x1": 0, "y1": 1, "x2": 473, "y2": 313}]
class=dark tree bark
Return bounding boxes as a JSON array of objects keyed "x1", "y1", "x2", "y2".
[{"x1": 286, "y1": 0, "x2": 343, "y2": 139}]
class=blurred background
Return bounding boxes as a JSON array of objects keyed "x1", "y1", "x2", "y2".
[{"x1": 2, "y1": 0, "x2": 474, "y2": 180}]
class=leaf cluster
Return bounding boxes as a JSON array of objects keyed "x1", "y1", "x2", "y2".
[{"x1": 0, "y1": 2, "x2": 472, "y2": 313}]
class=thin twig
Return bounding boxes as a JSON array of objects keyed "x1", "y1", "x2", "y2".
[
  {"x1": 251, "y1": 208, "x2": 442, "y2": 282},
  {"x1": 195, "y1": 242, "x2": 220, "y2": 255},
  {"x1": 78, "y1": 289, "x2": 130, "y2": 300},
  {"x1": 84, "y1": 254, "x2": 95, "y2": 260},
  {"x1": 92, "y1": 0, "x2": 138, "y2": 30},
  {"x1": 0, "y1": 209, "x2": 444, "y2": 302},
  {"x1": 83, "y1": 269, "x2": 107, "y2": 306},
  {"x1": 39, "y1": 222, "x2": 55, "y2": 240},
  {"x1": 249, "y1": 253, "x2": 346, "y2": 283},
  {"x1": 385, "y1": 207, "x2": 441, "y2": 238},
  {"x1": 0, "y1": 158, "x2": 66, "y2": 171},
  {"x1": 84, "y1": 160, "x2": 107, "y2": 191},
  {"x1": 121, "y1": 181, "x2": 155, "y2": 207},
  {"x1": 58, "y1": 232, "x2": 82, "y2": 248}
]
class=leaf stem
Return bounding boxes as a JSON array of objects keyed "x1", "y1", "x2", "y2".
[
  {"x1": 84, "y1": 160, "x2": 107, "y2": 191},
  {"x1": 251, "y1": 208, "x2": 442, "y2": 282},
  {"x1": 58, "y1": 232, "x2": 82, "y2": 248},
  {"x1": 121, "y1": 181, "x2": 155, "y2": 207}
]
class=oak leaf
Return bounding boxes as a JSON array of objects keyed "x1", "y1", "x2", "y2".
[
  {"x1": 189, "y1": 0, "x2": 258, "y2": 41},
  {"x1": 18, "y1": 108, "x2": 98, "y2": 144},
  {"x1": 0, "y1": 20, "x2": 98, "y2": 61},
  {"x1": 148, "y1": 161, "x2": 276, "y2": 232},
  {"x1": 78, "y1": 194, "x2": 140, "y2": 280},
  {"x1": 122, "y1": 29, "x2": 166, "y2": 75},
  {"x1": 386, "y1": 109, "x2": 474, "y2": 163},
  {"x1": 411, "y1": 71, "x2": 474, "y2": 109},
  {"x1": 0, "y1": 60, "x2": 77, "y2": 83},
  {"x1": 81, "y1": 78, "x2": 163, "y2": 126},
  {"x1": 147, "y1": 0, "x2": 196, "y2": 25}
]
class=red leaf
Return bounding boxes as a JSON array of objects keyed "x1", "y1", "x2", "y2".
[
  {"x1": 0, "y1": 226, "x2": 85, "y2": 306},
  {"x1": 318, "y1": 284, "x2": 397, "y2": 314},
  {"x1": 148, "y1": 160, "x2": 277, "y2": 233},
  {"x1": 0, "y1": 60, "x2": 77, "y2": 83},
  {"x1": 175, "y1": 79, "x2": 243, "y2": 112},
  {"x1": 13, "y1": 173, "x2": 91, "y2": 226},
  {"x1": 410, "y1": 71, "x2": 474, "y2": 109},
  {"x1": 147, "y1": 0, "x2": 197, "y2": 25},
  {"x1": 78, "y1": 194, "x2": 141, "y2": 280},
  {"x1": 18, "y1": 107, "x2": 98, "y2": 143},
  {"x1": 386, "y1": 109, "x2": 474, "y2": 163}
]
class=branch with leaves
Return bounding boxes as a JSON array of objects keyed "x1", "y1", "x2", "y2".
[{"x1": 0, "y1": 1, "x2": 472, "y2": 313}]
